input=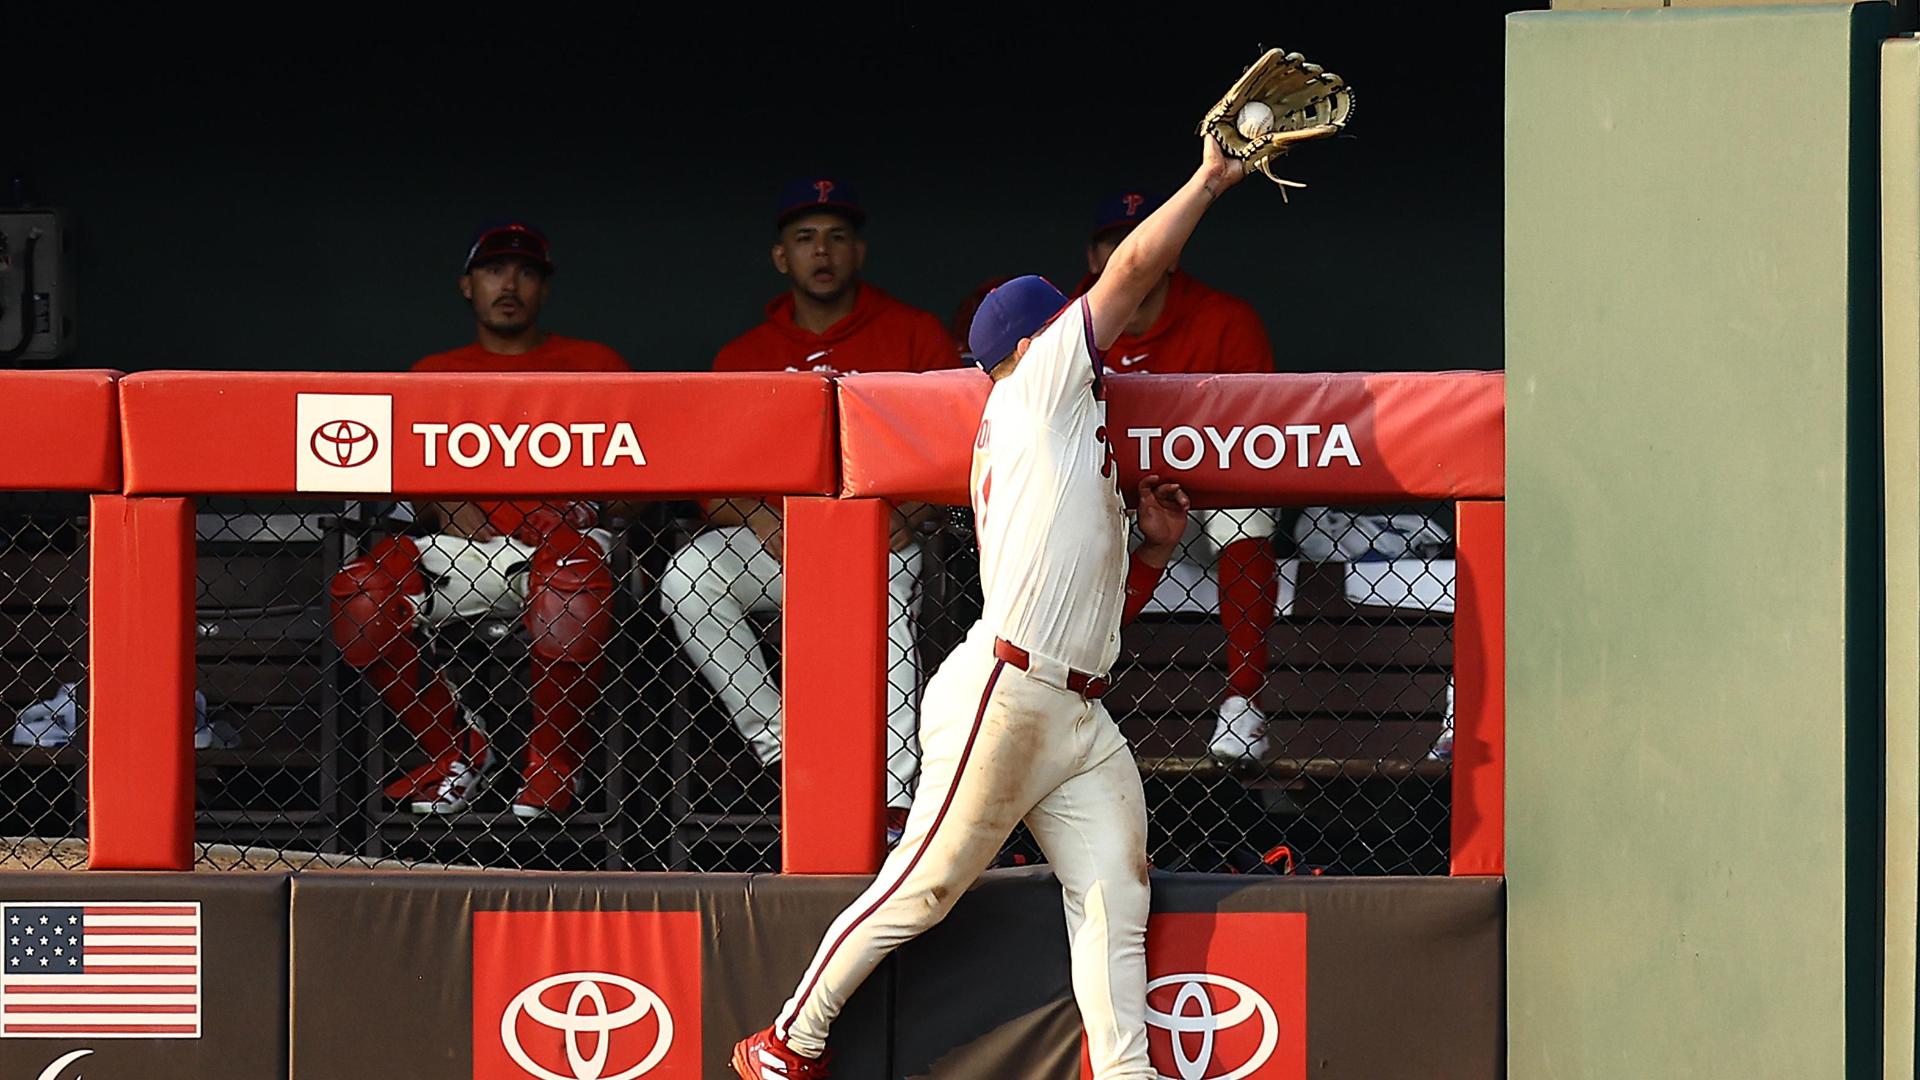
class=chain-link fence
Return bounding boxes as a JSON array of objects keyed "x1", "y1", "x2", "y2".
[
  {"x1": 39, "y1": 492, "x2": 1454, "y2": 876},
  {"x1": 186, "y1": 496, "x2": 785, "y2": 871},
  {"x1": 0, "y1": 496, "x2": 89, "y2": 870},
  {"x1": 916, "y1": 500, "x2": 1458, "y2": 877}
]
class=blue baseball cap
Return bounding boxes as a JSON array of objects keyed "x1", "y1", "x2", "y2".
[
  {"x1": 776, "y1": 176, "x2": 866, "y2": 229},
  {"x1": 464, "y1": 220, "x2": 553, "y2": 273},
  {"x1": 1090, "y1": 190, "x2": 1163, "y2": 242},
  {"x1": 967, "y1": 275, "x2": 1069, "y2": 370}
]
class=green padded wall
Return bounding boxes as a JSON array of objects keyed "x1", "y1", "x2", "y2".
[
  {"x1": 1506, "y1": 6, "x2": 1891, "y2": 1077},
  {"x1": 1883, "y1": 35, "x2": 1920, "y2": 1080}
]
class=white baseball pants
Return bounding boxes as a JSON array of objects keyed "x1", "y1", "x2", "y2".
[
  {"x1": 658, "y1": 525, "x2": 925, "y2": 809},
  {"x1": 772, "y1": 623, "x2": 1154, "y2": 1079}
]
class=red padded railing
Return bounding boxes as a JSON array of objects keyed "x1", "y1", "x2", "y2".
[{"x1": 2, "y1": 367, "x2": 1503, "y2": 875}]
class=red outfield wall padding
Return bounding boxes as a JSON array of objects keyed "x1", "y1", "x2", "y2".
[
  {"x1": 88, "y1": 495, "x2": 196, "y2": 871},
  {"x1": 839, "y1": 369, "x2": 1505, "y2": 505},
  {"x1": 782, "y1": 497, "x2": 891, "y2": 873},
  {"x1": 118, "y1": 371, "x2": 837, "y2": 497},
  {"x1": 0, "y1": 370, "x2": 121, "y2": 490},
  {"x1": 1450, "y1": 500, "x2": 1506, "y2": 877}
]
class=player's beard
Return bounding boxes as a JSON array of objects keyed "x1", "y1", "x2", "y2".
[{"x1": 479, "y1": 304, "x2": 537, "y2": 338}]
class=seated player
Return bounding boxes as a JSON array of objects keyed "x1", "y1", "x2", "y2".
[
  {"x1": 1075, "y1": 190, "x2": 1283, "y2": 764},
  {"x1": 662, "y1": 178, "x2": 955, "y2": 842},
  {"x1": 328, "y1": 222, "x2": 632, "y2": 819}
]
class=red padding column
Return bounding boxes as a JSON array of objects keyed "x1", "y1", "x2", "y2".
[
  {"x1": 1450, "y1": 500, "x2": 1506, "y2": 876},
  {"x1": 781, "y1": 496, "x2": 889, "y2": 874},
  {"x1": 87, "y1": 495, "x2": 195, "y2": 870}
]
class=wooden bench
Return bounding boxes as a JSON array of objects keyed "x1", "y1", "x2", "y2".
[
  {"x1": 1111, "y1": 558, "x2": 1455, "y2": 873},
  {"x1": 1118, "y1": 560, "x2": 1451, "y2": 780}
]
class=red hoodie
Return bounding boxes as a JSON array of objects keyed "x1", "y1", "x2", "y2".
[
  {"x1": 1074, "y1": 271, "x2": 1273, "y2": 375},
  {"x1": 412, "y1": 334, "x2": 630, "y2": 374},
  {"x1": 712, "y1": 283, "x2": 958, "y2": 374},
  {"x1": 411, "y1": 333, "x2": 631, "y2": 536}
]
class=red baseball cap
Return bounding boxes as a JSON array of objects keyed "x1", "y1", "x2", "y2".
[{"x1": 464, "y1": 221, "x2": 554, "y2": 273}]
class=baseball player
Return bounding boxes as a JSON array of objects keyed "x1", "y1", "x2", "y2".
[
  {"x1": 665, "y1": 178, "x2": 954, "y2": 841},
  {"x1": 329, "y1": 222, "x2": 632, "y2": 820},
  {"x1": 1074, "y1": 190, "x2": 1283, "y2": 765},
  {"x1": 731, "y1": 135, "x2": 1248, "y2": 1080}
]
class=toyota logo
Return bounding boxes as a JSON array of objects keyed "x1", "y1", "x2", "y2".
[
  {"x1": 500, "y1": 971, "x2": 673, "y2": 1080},
  {"x1": 309, "y1": 419, "x2": 379, "y2": 468},
  {"x1": 1144, "y1": 973, "x2": 1279, "y2": 1080}
]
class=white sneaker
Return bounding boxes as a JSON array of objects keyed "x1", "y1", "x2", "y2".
[
  {"x1": 190, "y1": 691, "x2": 240, "y2": 750},
  {"x1": 1208, "y1": 695, "x2": 1273, "y2": 764},
  {"x1": 409, "y1": 745, "x2": 496, "y2": 814},
  {"x1": 10, "y1": 682, "x2": 79, "y2": 748},
  {"x1": 1426, "y1": 679, "x2": 1455, "y2": 761}
]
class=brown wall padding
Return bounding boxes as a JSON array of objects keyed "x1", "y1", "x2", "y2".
[
  {"x1": 892, "y1": 869, "x2": 1503, "y2": 1080},
  {"x1": 0, "y1": 872, "x2": 288, "y2": 1080},
  {"x1": 289, "y1": 869, "x2": 1502, "y2": 1080},
  {"x1": 288, "y1": 872, "x2": 888, "y2": 1079}
]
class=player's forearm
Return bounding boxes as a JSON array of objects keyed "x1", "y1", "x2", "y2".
[
  {"x1": 1134, "y1": 538, "x2": 1178, "y2": 570},
  {"x1": 1090, "y1": 169, "x2": 1227, "y2": 344},
  {"x1": 704, "y1": 497, "x2": 762, "y2": 527},
  {"x1": 749, "y1": 502, "x2": 783, "y2": 531}
]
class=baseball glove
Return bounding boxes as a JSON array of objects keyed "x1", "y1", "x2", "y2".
[{"x1": 1198, "y1": 48, "x2": 1353, "y2": 190}]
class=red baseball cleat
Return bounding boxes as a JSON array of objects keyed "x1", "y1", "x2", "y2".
[
  {"x1": 731, "y1": 1027, "x2": 831, "y2": 1079},
  {"x1": 511, "y1": 749, "x2": 583, "y2": 820}
]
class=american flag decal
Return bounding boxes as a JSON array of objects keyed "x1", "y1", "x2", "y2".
[{"x1": 1, "y1": 903, "x2": 201, "y2": 1038}]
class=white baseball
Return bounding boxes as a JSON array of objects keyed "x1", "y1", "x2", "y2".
[{"x1": 1236, "y1": 101, "x2": 1274, "y2": 139}]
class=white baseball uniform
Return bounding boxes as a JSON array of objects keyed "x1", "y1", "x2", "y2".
[
  {"x1": 772, "y1": 298, "x2": 1156, "y2": 1079},
  {"x1": 658, "y1": 528, "x2": 925, "y2": 809}
]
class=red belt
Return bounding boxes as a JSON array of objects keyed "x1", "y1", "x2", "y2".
[{"x1": 993, "y1": 638, "x2": 1109, "y2": 699}]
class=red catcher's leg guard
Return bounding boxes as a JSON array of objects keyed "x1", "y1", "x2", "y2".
[
  {"x1": 1218, "y1": 537, "x2": 1278, "y2": 701},
  {"x1": 329, "y1": 536, "x2": 425, "y2": 668},
  {"x1": 524, "y1": 529, "x2": 614, "y2": 665},
  {"x1": 523, "y1": 530, "x2": 612, "y2": 797},
  {"x1": 329, "y1": 536, "x2": 458, "y2": 758}
]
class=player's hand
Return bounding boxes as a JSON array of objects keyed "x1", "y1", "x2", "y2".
[
  {"x1": 1135, "y1": 474, "x2": 1191, "y2": 562},
  {"x1": 440, "y1": 501, "x2": 499, "y2": 542},
  {"x1": 745, "y1": 502, "x2": 785, "y2": 565},
  {"x1": 1199, "y1": 132, "x2": 1247, "y2": 195}
]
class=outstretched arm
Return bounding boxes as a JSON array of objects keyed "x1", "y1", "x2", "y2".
[{"x1": 1086, "y1": 135, "x2": 1246, "y2": 352}]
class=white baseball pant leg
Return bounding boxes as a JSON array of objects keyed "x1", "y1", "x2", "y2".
[
  {"x1": 773, "y1": 628, "x2": 1153, "y2": 1079},
  {"x1": 414, "y1": 528, "x2": 614, "y2": 628},
  {"x1": 884, "y1": 542, "x2": 925, "y2": 808},
  {"x1": 660, "y1": 526, "x2": 924, "y2": 807},
  {"x1": 1024, "y1": 717, "x2": 1152, "y2": 1079},
  {"x1": 1198, "y1": 505, "x2": 1277, "y2": 553},
  {"x1": 413, "y1": 534, "x2": 538, "y2": 625}
]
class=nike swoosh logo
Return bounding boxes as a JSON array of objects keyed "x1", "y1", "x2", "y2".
[
  {"x1": 555, "y1": 557, "x2": 594, "y2": 568},
  {"x1": 1117, "y1": 353, "x2": 1148, "y2": 367}
]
